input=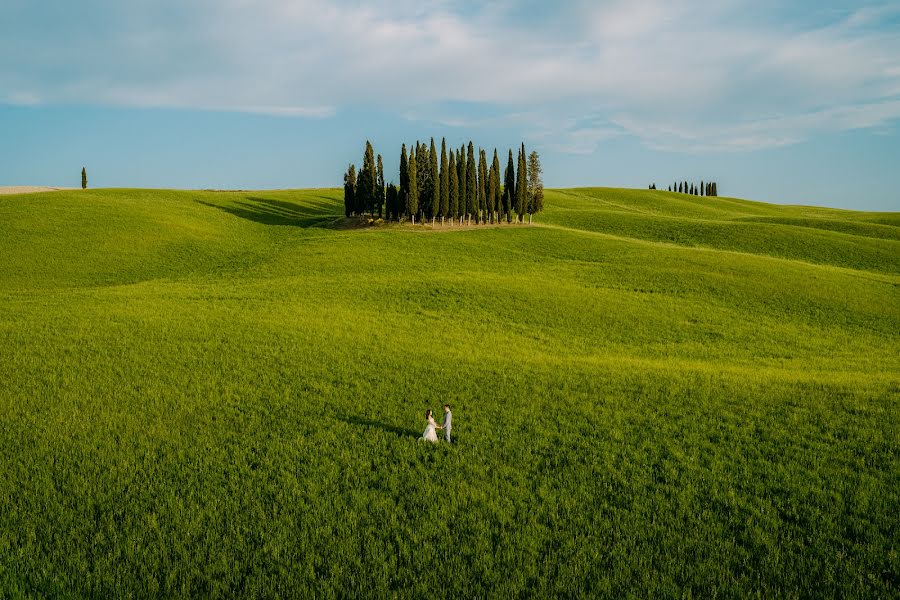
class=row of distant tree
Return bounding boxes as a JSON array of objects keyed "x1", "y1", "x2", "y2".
[
  {"x1": 649, "y1": 181, "x2": 718, "y2": 196},
  {"x1": 344, "y1": 139, "x2": 544, "y2": 225}
]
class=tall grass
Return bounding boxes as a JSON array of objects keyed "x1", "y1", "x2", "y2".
[{"x1": 0, "y1": 187, "x2": 897, "y2": 597}]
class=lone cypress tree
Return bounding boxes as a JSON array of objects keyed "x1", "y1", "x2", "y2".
[
  {"x1": 527, "y1": 150, "x2": 543, "y2": 223},
  {"x1": 448, "y1": 150, "x2": 458, "y2": 225},
  {"x1": 343, "y1": 164, "x2": 356, "y2": 218},
  {"x1": 439, "y1": 138, "x2": 449, "y2": 224},
  {"x1": 81, "y1": 167, "x2": 87, "y2": 190},
  {"x1": 407, "y1": 152, "x2": 418, "y2": 223},
  {"x1": 399, "y1": 144, "x2": 409, "y2": 219},
  {"x1": 477, "y1": 148, "x2": 487, "y2": 223},
  {"x1": 491, "y1": 149, "x2": 501, "y2": 223},
  {"x1": 504, "y1": 149, "x2": 515, "y2": 223},
  {"x1": 466, "y1": 142, "x2": 477, "y2": 225},
  {"x1": 516, "y1": 144, "x2": 527, "y2": 223},
  {"x1": 376, "y1": 154, "x2": 385, "y2": 218}
]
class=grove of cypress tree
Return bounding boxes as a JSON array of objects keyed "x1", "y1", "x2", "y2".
[
  {"x1": 399, "y1": 144, "x2": 409, "y2": 218},
  {"x1": 466, "y1": 142, "x2": 477, "y2": 225},
  {"x1": 407, "y1": 152, "x2": 418, "y2": 222},
  {"x1": 343, "y1": 164, "x2": 356, "y2": 218},
  {"x1": 516, "y1": 143, "x2": 527, "y2": 222},
  {"x1": 81, "y1": 167, "x2": 87, "y2": 190},
  {"x1": 448, "y1": 150, "x2": 458, "y2": 224},
  {"x1": 376, "y1": 154, "x2": 385, "y2": 218},
  {"x1": 504, "y1": 149, "x2": 515, "y2": 223},
  {"x1": 439, "y1": 138, "x2": 449, "y2": 223}
]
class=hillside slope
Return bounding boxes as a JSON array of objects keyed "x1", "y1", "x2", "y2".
[{"x1": 0, "y1": 188, "x2": 897, "y2": 597}]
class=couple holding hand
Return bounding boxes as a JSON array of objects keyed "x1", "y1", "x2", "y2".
[{"x1": 421, "y1": 404, "x2": 451, "y2": 443}]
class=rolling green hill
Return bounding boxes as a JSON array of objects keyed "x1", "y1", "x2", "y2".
[{"x1": 1, "y1": 187, "x2": 897, "y2": 597}]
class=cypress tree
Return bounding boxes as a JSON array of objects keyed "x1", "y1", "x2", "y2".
[
  {"x1": 416, "y1": 142, "x2": 429, "y2": 221},
  {"x1": 465, "y1": 142, "x2": 477, "y2": 224},
  {"x1": 386, "y1": 183, "x2": 398, "y2": 220},
  {"x1": 376, "y1": 154, "x2": 385, "y2": 218},
  {"x1": 439, "y1": 138, "x2": 449, "y2": 224},
  {"x1": 81, "y1": 167, "x2": 87, "y2": 190},
  {"x1": 456, "y1": 148, "x2": 465, "y2": 221},
  {"x1": 407, "y1": 151, "x2": 418, "y2": 223},
  {"x1": 477, "y1": 148, "x2": 487, "y2": 223},
  {"x1": 429, "y1": 138, "x2": 439, "y2": 223},
  {"x1": 527, "y1": 150, "x2": 543, "y2": 222},
  {"x1": 504, "y1": 149, "x2": 515, "y2": 223},
  {"x1": 357, "y1": 141, "x2": 376, "y2": 215},
  {"x1": 700, "y1": 180, "x2": 704, "y2": 197},
  {"x1": 491, "y1": 149, "x2": 501, "y2": 223},
  {"x1": 399, "y1": 144, "x2": 409, "y2": 219},
  {"x1": 343, "y1": 164, "x2": 356, "y2": 218},
  {"x1": 515, "y1": 144, "x2": 527, "y2": 222},
  {"x1": 712, "y1": 182, "x2": 718, "y2": 197},
  {"x1": 448, "y1": 150, "x2": 458, "y2": 225}
]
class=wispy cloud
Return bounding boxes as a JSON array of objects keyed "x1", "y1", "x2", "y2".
[{"x1": 1, "y1": 0, "x2": 898, "y2": 152}]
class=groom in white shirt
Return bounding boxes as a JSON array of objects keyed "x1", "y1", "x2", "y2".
[{"x1": 442, "y1": 404, "x2": 452, "y2": 443}]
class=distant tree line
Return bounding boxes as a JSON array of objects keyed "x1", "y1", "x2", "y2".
[
  {"x1": 344, "y1": 138, "x2": 544, "y2": 225},
  {"x1": 650, "y1": 181, "x2": 718, "y2": 196}
]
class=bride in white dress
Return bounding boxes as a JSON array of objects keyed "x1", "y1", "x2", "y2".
[{"x1": 420, "y1": 409, "x2": 441, "y2": 442}]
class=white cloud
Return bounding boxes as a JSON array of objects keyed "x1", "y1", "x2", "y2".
[{"x1": 1, "y1": 0, "x2": 898, "y2": 152}]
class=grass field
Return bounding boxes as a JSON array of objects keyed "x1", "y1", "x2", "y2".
[{"x1": 1, "y1": 187, "x2": 897, "y2": 597}]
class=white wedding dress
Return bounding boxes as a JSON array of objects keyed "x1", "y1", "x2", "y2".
[{"x1": 421, "y1": 416, "x2": 439, "y2": 442}]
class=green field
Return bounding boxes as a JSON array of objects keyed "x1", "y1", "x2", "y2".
[{"x1": 1, "y1": 187, "x2": 897, "y2": 597}]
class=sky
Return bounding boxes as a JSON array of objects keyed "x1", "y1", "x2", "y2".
[{"x1": 1, "y1": 0, "x2": 899, "y2": 210}]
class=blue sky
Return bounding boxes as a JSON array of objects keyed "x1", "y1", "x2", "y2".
[{"x1": 1, "y1": 0, "x2": 899, "y2": 210}]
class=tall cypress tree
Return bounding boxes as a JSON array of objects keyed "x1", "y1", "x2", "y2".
[
  {"x1": 343, "y1": 164, "x2": 356, "y2": 218},
  {"x1": 429, "y1": 138, "x2": 439, "y2": 223},
  {"x1": 466, "y1": 142, "x2": 477, "y2": 224},
  {"x1": 477, "y1": 149, "x2": 487, "y2": 224},
  {"x1": 439, "y1": 138, "x2": 449, "y2": 223},
  {"x1": 700, "y1": 180, "x2": 704, "y2": 197},
  {"x1": 504, "y1": 149, "x2": 515, "y2": 223},
  {"x1": 491, "y1": 149, "x2": 501, "y2": 223},
  {"x1": 407, "y1": 151, "x2": 418, "y2": 222},
  {"x1": 415, "y1": 142, "x2": 428, "y2": 221},
  {"x1": 527, "y1": 150, "x2": 543, "y2": 222},
  {"x1": 376, "y1": 154, "x2": 385, "y2": 218},
  {"x1": 399, "y1": 144, "x2": 409, "y2": 219},
  {"x1": 386, "y1": 183, "x2": 398, "y2": 220},
  {"x1": 357, "y1": 141, "x2": 376, "y2": 215},
  {"x1": 448, "y1": 150, "x2": 458, "y2": 224},
  {"x1": 515, "y1": 144, "x2": 527, "y2": 222},
  {"x1": 458, "y1": 148, "x2": 466, "y2": 221},
  {"x1": 81, "y1": 167, "x2": 87, "y2": 190}
]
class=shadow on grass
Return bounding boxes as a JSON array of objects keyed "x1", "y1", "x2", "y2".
[
  {"x1": 197, "y1": 198, "x2": 342, "y2": 228},
  {"x1": 338, "y1": 416, "x2": 413, "y2": 438}
]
